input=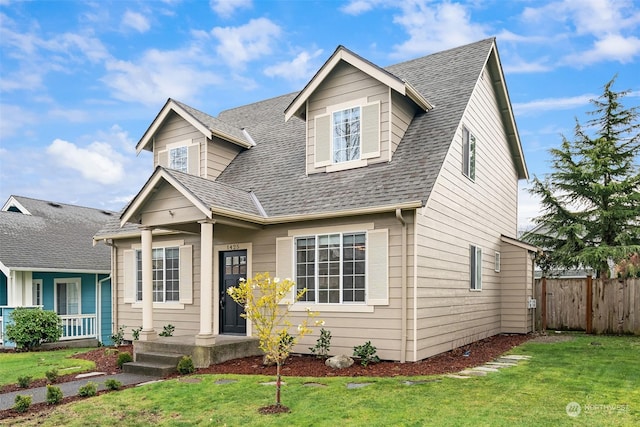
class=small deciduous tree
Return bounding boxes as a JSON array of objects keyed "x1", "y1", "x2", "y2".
[
  {"x1": 227, "y1": 272, "x2": 321, "y2": 410},
  {"x1": 526, "y1": 76, "x2": 640, "y2": 277},
  {"x1": 5, "y1": 308, "x2": 62, "y2": 351}
]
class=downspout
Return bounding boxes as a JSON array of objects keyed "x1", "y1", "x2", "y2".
[
  {"x1": 396, "y1": 209, "x2": 407, "y2": 363},
  {"x1": 102, "y1": 239, "x2": 117, "y2": 340}
]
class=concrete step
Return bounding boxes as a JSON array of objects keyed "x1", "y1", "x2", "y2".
[
  {"x1": 136, "y1": 351, "x2": 184, "y2": 366},
  {"x1": 123, "y1": 361, "x2": 177, "y2": 377}
]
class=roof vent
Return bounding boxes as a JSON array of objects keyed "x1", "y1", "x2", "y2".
[
  {"x1": 48, "y1": 202, "x2": 62, "y2": 208},
  {"x1": 101, "y1": 211, "x2": 113, "y2": 216}
]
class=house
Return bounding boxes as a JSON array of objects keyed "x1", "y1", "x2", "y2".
[
  {"x1": 0, "y1": 196, "x2": 114, "y2": 347},
  {"x1": 94, "y1": 38, "x2": 536, "y2": 365}
]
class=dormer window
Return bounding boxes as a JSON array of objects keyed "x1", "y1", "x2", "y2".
[
  {"x1": 333, "y1": 107, "x2": 361, "y2": 163},
  {"x1": 169, "y1": 146, "x2": 188, "y2": 173}
]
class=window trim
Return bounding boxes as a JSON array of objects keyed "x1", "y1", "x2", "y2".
[
  {"x1": 54, "y1": 278, "x2": 82, "y2": 315},
  {"x1": 332, "y1": 106, "x2": 362, "y2": 164},
  {"x1": 32, "y1": 279, "x2": 43, "y2": 306},
  {"x1": 135, "y1": 245, "x2": 180, "y2": 304},
  {"x1": 470, "y1": 245, "x2": 482, "y2": 291},
  {"x1": 494, "y1": 251, "x2": 501, "y2": 273},
  {"x1": 462, "y1": 126, "x2": 476, "y2": 181}
]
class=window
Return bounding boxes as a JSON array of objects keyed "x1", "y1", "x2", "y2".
[
  {"x1": 55, "y1": 279, "x2": 81, "y2": 315},
  {"x1": 494, "y1": 251, "x2": 501, "y2": 272},
  {"x1": 333, "y1": 107, "x2": 361, "y2": 163},
  {"x1": 169, "y1": 146, "x2": 188, "y2": 173},
  {"x1": 32, "y1": 280, "x2": 42, "y2": 306},
  {"x1": 462, "y1": 126, "x2": 476, "y2": 180},
  {"x1": 470, "y1": 245, "x2": 482, "y2": 290},
  {"x1": 136, "y1": 247, "x2": 180, "y2": 302},
  {"x1": 296, "y1": 232, "x2": 366, "y2": 303}
]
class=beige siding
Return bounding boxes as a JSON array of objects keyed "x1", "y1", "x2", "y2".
[
  {"x1": 500, "y1": 242, "x2": 534, "y2": 333},
  {"x1": 390, "y1": 90, "x2": 417, "y2": 157},
  {"x1": 139, "y1": 184, "x2": 208, "y2": 226},
  {"x1": 205, "y1": 137, "x2": 242, "y2": 180},
  {"x1": 413, "y1": 66, "x2": 520, "y2": 360},
  {"x1": 153, "y1": 112, "x2": 205, "y2": 175},
  {"x1": 113, "y1": 211, "x2": 414, "y2": 361},
  {"x1": 307, "y1": 61, "x2": 390, "y2": 173}
]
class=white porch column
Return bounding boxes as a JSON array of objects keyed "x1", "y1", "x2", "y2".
[
  {"x1": 196, "y1": 220, "x2": 216, "y2": 345},
  {"x1": 139, "y1": 227, "x2": 156, "y2": 341}
]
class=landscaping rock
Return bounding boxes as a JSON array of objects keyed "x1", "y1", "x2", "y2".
[{"x1": 325, "y1": 355, "x2": 354, "y2": 369}]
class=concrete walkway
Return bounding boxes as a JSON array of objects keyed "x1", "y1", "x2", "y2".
[{"x1": 0, "y1": 372, "x2": 161, "y2": 411}]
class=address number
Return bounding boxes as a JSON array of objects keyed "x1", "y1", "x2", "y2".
[{"x1": 227, "y1": 244, "x2": 240, "y2": 250}]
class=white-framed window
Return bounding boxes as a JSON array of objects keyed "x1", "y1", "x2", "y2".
[
  {"x1": 470, "y1": 245, "x2": 482, "y2": 290},
  {"x1": 462, "y1": 126, "x2": 476, "y2": 180},
  {"x1": 333, "y1": 107, "x2": 361, "y2": 163},
  {"x1": 169, "y1": 146, "x2": 188, "y2": 173},
  {"x1": 295, "y1": 232, "x2": 367, "y2": 304},
  {"x1": 136, "y1": 247, "x2": 180, "y2": 302},
  {"x1": 55, "y1": 278, "x2": 81, "y2": 315},
  {"x1": 494, "y1": 251, "x2": 501, "y2": 272},
  {"x1": 32, "y1": 279, "x2": 42, "y2": 306}
]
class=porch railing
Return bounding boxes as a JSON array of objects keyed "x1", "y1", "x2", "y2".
[{"x1": 59, "y1": 314, "x2": 97, "y2": 340}]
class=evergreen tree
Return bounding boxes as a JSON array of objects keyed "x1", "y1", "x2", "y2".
[{"x1": 525, "y1": 76, "x2": 640, "y2": 277}]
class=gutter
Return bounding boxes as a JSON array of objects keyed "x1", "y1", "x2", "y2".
[
  {"x1": 396, "y1": 208, "x2": 408, "y2": 363},
  {"x1": 102, "y1": 239, "x2": 118, "y2": 342}
]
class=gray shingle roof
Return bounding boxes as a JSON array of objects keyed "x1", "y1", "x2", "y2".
[
  {"x1": 215, "y1": 38, "x2": 495, "y2": 217},
  {"x1": 1, "y1": 196, "x2": 113, "y2": 271},
  {"x1": 172, "y1": 99, "x2": 251, "y2": 146}
]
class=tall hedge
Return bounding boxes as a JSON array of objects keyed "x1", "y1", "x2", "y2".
[{"x1": 5, "y1": 308, "x2": 62, "y2": 351}]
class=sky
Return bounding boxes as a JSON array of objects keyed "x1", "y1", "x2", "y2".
[{"x1": 1, "y1": 0, "x2": 639, "y2": 231}]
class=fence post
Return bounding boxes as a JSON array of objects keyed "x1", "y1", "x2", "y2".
[
  {"x1": 586, "y1": 274, "x2": 593, "y2": 334},
  {"x1": 541, "y1": 276, "x2": 547, "y2": 331}
]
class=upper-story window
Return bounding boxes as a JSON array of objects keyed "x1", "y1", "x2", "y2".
[
  {"x1": 169, "y1": 146, "x2": 188, "y2": 173},
  {"x1": 462, "y1": 126, "x2": 476, "y2": 180},
  {"x1": 333, "y1": 107, "x2": 361, "y2": 163}
]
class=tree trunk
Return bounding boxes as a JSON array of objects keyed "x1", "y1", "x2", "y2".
[{"x1": 275, "y1": 361, "x2": 282, "y2": 406}]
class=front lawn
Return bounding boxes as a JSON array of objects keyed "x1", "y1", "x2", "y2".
[
  {"x1": 8, "y1": 335, "x2": 640, "y2": 426},
  {"x1": 0, "y1": 348, "x2": 95, "y2": 387}
]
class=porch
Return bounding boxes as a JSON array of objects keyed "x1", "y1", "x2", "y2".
[{"x1": 124, "y1": 334, "x2": 261, "y2": 375}]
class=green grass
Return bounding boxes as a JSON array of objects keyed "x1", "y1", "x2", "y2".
[
  {"x1": 0, "y1": 348, "x2": 95, "y2": 387},
  {"x1": 10, "y1": 335, "x2": 640, "y2": 426}
]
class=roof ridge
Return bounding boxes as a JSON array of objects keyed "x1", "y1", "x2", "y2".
[
  {"x1": 384, "y1": 37, "x2": 495, "y2": 70},
  {"x1": 10, "y1": 195, "x2": 115, "y2": 213}
]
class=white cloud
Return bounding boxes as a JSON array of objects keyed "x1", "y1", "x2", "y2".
[
  {"x1": 503, "y1": 58, "x2": 552, "y2": 74},
  {"x1": 122, "y1": 10, "x2": 151, "y2": 33},
  {"x1": 102, "y1": 47, "x2": 222, "y2": 106},
  {"x1": 264, "y1": 49, "x2": 324, "y2": 82},
  {"x1": 340, "y1": 0, "x2": 386, "y2": 15},
  {"x1": 518, "y1": 183, "x2": 542, "y2": 232},
  {"x1": 46, "y1": 138, "x2": 125, "y2": 185},
  {"x1": 564, "y1": 34, "x2": 640, "y2": 65},
  {"x1": 0, "y1": 104, "x2": 37, "y2": 137},
  {"x1": 513, "y1": 94, "x2": 596, "y2": 116},
  {"x1": 391, "y1": 1, "x2": 488, "y2": 58},
  {"x1": 210, "y1": 0, "x2": 252, "y2": 18},
  {"x1": 211, "y1": 18, "x2": 282, "y2": 69},
  {"x1": 49, "y1": 108, "x2": 91, "y2": 123}
]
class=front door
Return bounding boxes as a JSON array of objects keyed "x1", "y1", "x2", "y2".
[{"x1": 219, "y1": 250, "x2": 247, "y2": 334}]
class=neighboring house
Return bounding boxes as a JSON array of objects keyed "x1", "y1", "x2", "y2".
[
  {"x1": 0, "y1": 196, "x2": 114, "y2": 347},
  {"x1": 94, "y1": 38, "x2": 536, "y2": 363}
]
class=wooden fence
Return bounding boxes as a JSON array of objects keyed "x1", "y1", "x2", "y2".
[{"x1": 534, "y1": 277, "x2": 640, "y2": 335}]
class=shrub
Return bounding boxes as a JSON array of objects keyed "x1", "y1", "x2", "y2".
[
  {"x1": 117, "y1": 351, "x2": 133, "y2": 369},
  {"x1": 353, "y1": 341, "x2": 381, "y2": 367},
  {"x1": 78, "y1": 381, "x2": 97, "y2": 397},
  {"x1": 45, "y1": 368, "x2": 58, "y2": 384},
  {"x1": 46, "y1": 385, "x2": 63, "y2": 405},
  {"x1": 17, "y1": 375, "x2": 32, "y2": 388},
  {"x1": 159, "y1": 324, "x2": 175, "y2": 337},
  {"x1": 13, "y1": 395, "x2": 31, "y2": 413},
  {"x1": 105, "y1": 379, "x2": 122, "y2": 390},
  {"x1": 131, "y1": 326, "x2": 142, "y2": 341},
  {"x1": 110, "y1": 325, "x2": 126, "y2": 347},
  {"x1": 309, "y1": 328, "x2": 332, "y2": 358},
  {"x1": 5, "y1": 308, "x2": 62, "y2": 351},
  {"x1": 177, "y1": 356, "x2": 195, "y2": 375}
]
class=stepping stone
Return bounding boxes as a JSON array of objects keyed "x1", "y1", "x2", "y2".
[
  {"x1": 179, "y1": 377, "x2": 202, "y2": 383},
  {"x1": 403, "y1": 379, "x2": 441, "y2": 386},
  {"x1": 446, "y1": 374, "x2": 471, "y2": 379},
  {"x1": 473, "y1": 366, "x2": 499, "y2": 373},
  {"x1": 500, "y1": 355, "x2": 531, "y2": 360},
  {"x1": 347, "y1": 383, "x2": 372, "y2": 389},
  {"x1": 75, "y1": 372, "x2": 106, "y2": 379},
  {"x1": 494, "y1": 358, "x2": 519, "y2": 364},
  {"x1": 459, "y1": 370, "x2": 487, "y2": 376},
  {"x1": 214, "y1": 379, "x2": 238, "y2": 385},
  {"x1": 485, "y1": 362, "x2": 515, "y2": 368}
]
